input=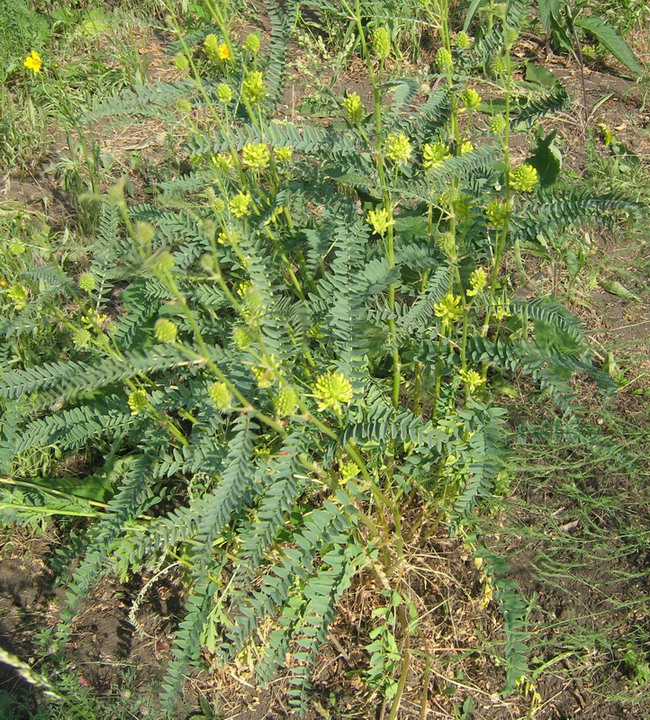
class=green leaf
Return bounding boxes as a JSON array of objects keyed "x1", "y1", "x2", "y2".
[
  {"x1": 599, "y1": 279, "x2": 641, "y2": 301},
  {"x1": 463, "y1": 0, "x2": 489, "y2": 31},
  {"x1": 526, "y1": 130, "x2": 562, "y2": 187},
  {"x1": 575, "y1": 16, "x2": 643, "y2": 76},
  {"x1": 525, "y1": 62, "x2": 561, "y2": 89}
]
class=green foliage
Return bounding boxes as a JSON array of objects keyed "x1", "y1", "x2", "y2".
[{"x1": 0, "y1": 0, "x2": 643, "y2": 715}]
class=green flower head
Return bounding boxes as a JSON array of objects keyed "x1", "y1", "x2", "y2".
[
  {"x1": 243, "y1": 32, "x2": 261, "y2": 54},
  {"x1": 274, "y1": 387, "x2": 298, "y2": 418},
  {"x1": 208, "y1": 381, "x2": 232, "y2": 411},
  {"x1": 461, "y1": 88, "x2": 481, "y2": 110},
  {"x1": 232, "y1": 325, "x2": 254, "y2": 349},
  {"x1": 203, "y1": 34, "x2": 220, "y2": 61},
  {"x1": 486, "y1": 198, "x2": 511, "y2": 228},
  {"x1": 455, "y1": 32, "x2": 472, "y2": 50},
  {"x1": 436, "y1": 47, "x2": 453, "y2": 73},
  {"x1": 252, "y1": 354, "x2": 281, "y2": 389},
  {"x1": 73, "y1": 327, "x2": 92, "y2": 349},
  {"x1": 509, "y1": 164, "x2": 539, "y2": 192},
  {"x1": 154, "y1": 318, "x2": 178, "y2": 343},
  {"x1": 373, "y1": 27, "x2": 391, "y2": 61},
  {"x1": 216, "y1": 83, "x2": 233, "y2": 104},
  {"x1": 173, "y1": 52, "x2": 189, "y2": 71},
  {"x1": 489, "y1": 114, "x2": 507, "y2": 135},
  {"x1": 343, "y1": 91, "x2": 364, "y2": 124},
  {"x1": 78, "y1": 273, "x2": 95, "y2": 292},
  {"x1": 242, "y1": 70, "x2": 266, "y2": 105},
  {"x1": 313, "y1": 371, "x2": 353, "y2": 413},
  {"x1": 242, "y1": 142, "x2": 270, "y2": 171},
  {"x1": 436, "y1": 232, "x2": 457, "y2": 261},
  {"x1": 384, "y1": 132, "x2": 412, "y2": 166},
  {"x1": 366, "y1": 207, "x2": 394, "y2": 236}
]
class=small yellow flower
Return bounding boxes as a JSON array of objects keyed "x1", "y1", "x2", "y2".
[
  {"x1": 423, "y1": 141, "x2": 451, "y2": 170},
  {"x1": 434, "y1": 292, "x2": 463, "y2": 331},
  {"x1": 384, "y1": 132, "x2": 412, "y2": 166},
  {"x1": 313, "y1": 371, "x2": 353, "y2": 413},
  {"x1": 7, "y1": 284, "x2": 29, "y2": 310},
  {"x1": 458, "y1": 140, "x2": 474, "y2": 155},
  {"x1": 217, "y1": 227, "x2": 240, "y2": 246},
  {"x1": 509, "y1": 164, "x2": 539, "y2": 192},
  {"x1": 230, "y1": 191, "x2": 252, "y2": 218},
  {"x1": 24, "y1": 50, "x2": 42, "y2": 74},
  {"x1": 212, "y1": 153, "x2": 234, "y2": 172},
  {"x1": 242, "y1": 142, "x2": 270, "y2": 171},
  {"x1": 459, "y1": 368, "x2": 485, "y2": 393},
  {"x1": 366, "y1": 207, "x2": 394, "y2": 236},
  {"x1": 493, "y1": 297, "x2": 512, "y2": 320},
  {"x1": 274, "y1": 146, "x2": 293, "y2": 163},
  {"x1": 218, "y1": 43, "x2": 231, "y2": 61},
  {"x1": 340, "y1": 460, "x2": 360, "y2": 482},
  {"x1": 466, "y1": 268, "x2": 487, "y2": 297},
  {"x1": 127, "y1": 389, "x2": 148, "y2": 416}
]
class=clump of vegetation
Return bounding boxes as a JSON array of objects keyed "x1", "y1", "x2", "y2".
[{"x1": 0, "y1": 0, "x2": 647, "y2": 718}]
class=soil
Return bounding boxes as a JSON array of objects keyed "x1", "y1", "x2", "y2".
[{"x1": 1, "y1": 8, "x2": 649, "y2": 720}]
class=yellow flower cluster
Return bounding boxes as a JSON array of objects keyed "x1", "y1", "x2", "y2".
[
  {"x1": 434, "y1": 292, "x2": 463, "y2": 330},
  {"x1": 128, "y1": 389, "x2": 148, "y2": 415},
  {"x1": 230, "y1": 191, "x2": 251, "y2": 218},
  {"x1": 366, "y1": 207, "x2": 394, "y2": 236},
  {"x1": 423, "y1": 141, "x2": 451, "y2": 170},
  {"x1": 466, "y1": 268, "x2": 487, "y2": 298},
  {"x1": 459, "y1": 368, "x2": 485, "y2": 393},
  {"x1": 313, "y1": 371, "x2": 353, "y2": 413},
  {"x1": 384, "y1": 132, "x2": 412, "y2": 166},
  {"x1": 242, "y1": 142, "x2": 270, "y2": 171},
  {"x1": 509, "y1": 164, "x2": 539, "y2": 192}
]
